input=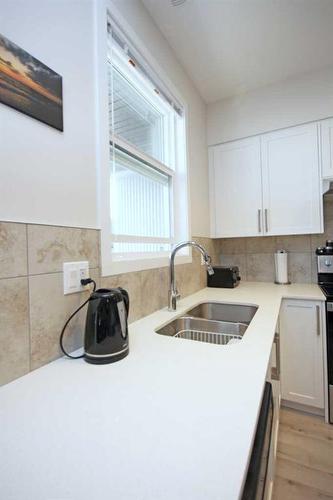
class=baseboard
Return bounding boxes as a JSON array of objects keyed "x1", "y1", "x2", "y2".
[{"x1": 281, "y1": 399, "x2": 325, "y2": 417}]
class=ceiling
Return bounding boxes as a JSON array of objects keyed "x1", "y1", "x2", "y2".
[{"x1": 142, "y1": 0, "x2": 333, "y2": 103}]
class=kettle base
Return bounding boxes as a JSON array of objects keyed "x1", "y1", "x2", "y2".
[{"x1": 84, "y1": 348, "x2": 129, "y2": 365}]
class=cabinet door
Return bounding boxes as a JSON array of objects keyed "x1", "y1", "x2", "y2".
[
  {"x1": 209, "y1": 137, "x2": 262, "y2": 237},
  {"x1": 261, "y1": 123, "x2": 323, "y2": 235},
  {"x1": 321, "y1": 118, "x2": 333, "y2": 179},
  {"x1": 280, "y1": 300, "x2": 324, "y2": 409}
]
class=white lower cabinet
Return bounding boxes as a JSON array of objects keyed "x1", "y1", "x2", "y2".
[{"x1": 279, "y1": 299, "x2": 325, "y2": 409}]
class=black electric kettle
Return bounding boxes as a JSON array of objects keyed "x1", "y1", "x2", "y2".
[
  {"x1": 60, "y1": 283, "x2": 129, "y2": 364},
  {"x1": 84, "y1": 288, "x2": 129, "y2": 364}
]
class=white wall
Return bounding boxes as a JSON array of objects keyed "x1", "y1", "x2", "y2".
[
  {"x1": 207, "y1": 66, "x2": 333, "y2": 145},
  {"x1": 0, "y1": 0, "x2": 210, "y2": 237},
  {"x1": 0, "y1": 0, "x2": 98, "y2": 228},
  {"x1": 105, "y1": 0, "x2": 210, "y2": 237}
]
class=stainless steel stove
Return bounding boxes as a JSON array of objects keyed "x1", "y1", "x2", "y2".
[{"x1": 316, "y1": 240, "x2": 333, "y2": 423}]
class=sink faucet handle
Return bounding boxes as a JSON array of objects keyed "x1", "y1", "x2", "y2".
[
  {"x1": 207, "y1": 263, "x2": 214, "y2": 276},
  {"x1": 204, "y1": 253, "x2": 214, "y2": 275}
]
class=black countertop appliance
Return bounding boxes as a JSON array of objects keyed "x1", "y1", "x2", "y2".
[
  {"x1": 84, "y1": 287, "x2": 129, "y2": 364},
  {"x1": 207, "y1": 266, "x2": 241, "y2": 288}
]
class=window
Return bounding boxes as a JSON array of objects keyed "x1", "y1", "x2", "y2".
[
  {"x1": 110, "y1": 148, "x2": 171, "y2": 254},
  {"x1": 100, "y1": 16, "x2": 189, "y2": 275}
]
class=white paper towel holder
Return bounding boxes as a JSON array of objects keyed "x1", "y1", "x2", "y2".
[{"x1": 274, "y1": 249, "x2": 291, "y2": 285}]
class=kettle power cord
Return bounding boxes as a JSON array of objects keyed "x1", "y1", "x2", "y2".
[{"x1": 59, "y1": 278, "x2": 96, "y2": 359}]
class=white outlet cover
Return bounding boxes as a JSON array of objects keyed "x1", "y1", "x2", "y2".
[{"x1": 63, "y1": 261, "x2": 89, "y2": 295}]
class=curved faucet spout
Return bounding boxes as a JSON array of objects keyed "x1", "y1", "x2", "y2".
[{"x1": 168, "y1": 240, "x2": 214, "y2": 311}]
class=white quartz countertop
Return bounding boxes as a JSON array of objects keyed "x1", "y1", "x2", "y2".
[{"x1": 0, "y1": 282, "x2": 324, "y2": 500}]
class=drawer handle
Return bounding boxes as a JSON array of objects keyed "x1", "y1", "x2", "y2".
[
  {"x1": 316, "y1": 305, "x2": 321, "y2": 336},
  {"x1": 272, "y1": 332, "x2": 280, "y2": 381}
]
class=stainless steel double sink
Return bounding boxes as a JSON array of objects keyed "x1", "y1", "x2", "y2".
[{"x1": 156, "y1": 302, "x2": 258, "y2": 346}]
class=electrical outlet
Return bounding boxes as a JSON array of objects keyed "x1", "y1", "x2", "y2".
[{"x1": 63, "y1": 261, "x2": 89, "y2": 295}]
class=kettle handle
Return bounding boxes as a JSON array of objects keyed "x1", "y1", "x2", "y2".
[{"x1": 119, "y1": 288, "x2": 129, "y2": 317}]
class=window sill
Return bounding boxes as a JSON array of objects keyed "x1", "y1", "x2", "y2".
[{"x1": 101, "y1": 254, "x2": 192, "y2": 277}]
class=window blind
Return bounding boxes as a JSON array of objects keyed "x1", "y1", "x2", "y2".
[
  {"x1": 110, "y1": 147, "x2": 172, "y2": 254},
  {"x1": 107, "y1": 17, "x2": 183, "y2": 117},
  {"x1": 110, "y1": 65, "x2": 164, "y2": 162}
]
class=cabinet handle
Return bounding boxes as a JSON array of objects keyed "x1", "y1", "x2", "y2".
[
  {"x1": 264, "y1": 209, "x2": 269, "y2": 233},
  {"x1": 272, "y1": 332, "x2": 280, "y2": 381},
  {"x1": 258, "y1": 209, "x2": 262, "y2": 233},
  {"x1": 316, "y1": 305, "x2": 321, "y2": 336}
]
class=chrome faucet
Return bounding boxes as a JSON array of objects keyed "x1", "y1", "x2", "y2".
[{"x1": 168, "y1": 240, "x2": 214, "y2": 311}]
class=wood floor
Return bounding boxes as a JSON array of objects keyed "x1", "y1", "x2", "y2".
[{"x1": 272, "y1": 407, "x2": 333, "y2": 500}]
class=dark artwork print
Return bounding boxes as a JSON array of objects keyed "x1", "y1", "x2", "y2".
[{"x1": 0, "y1": 34, "x2": 63, "y2": 131}]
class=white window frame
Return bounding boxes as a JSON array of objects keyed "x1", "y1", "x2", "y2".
[{"x1": 97, "y1": 7, "x2": 191, "y2": 277}]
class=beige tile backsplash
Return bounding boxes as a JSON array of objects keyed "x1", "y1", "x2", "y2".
[
  {"x1": 246, "y1": 253, "x2": 275, "y2": 282},
  {"x1": 28, "y1": 224, "x2": 99, "y2": 274},
  {"x1": 0, "y1": 199, "x2": 331, "y2": 385},
  {"x1": 0, "y1": 277, "x2": 30, "y2": 385},
  {"x1": 0, "y1": 222, "x2": 28, "y2": 278},
  {"x1": 0, "y1": 223, "x2": 218, "y2": 385},
  {"x1": 29, "y1": 268, "x2": 100, "y2": 370},
  {"x1": 217, "y1": 198, "x2": 333, "y2": 284}
]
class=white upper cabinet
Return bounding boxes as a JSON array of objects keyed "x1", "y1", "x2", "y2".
[
  {"x1": 261, "y1": 123, "x2": 322, "y2": 236},
  {"x1": 321, "y1": 118, "x2": 333, "y2": 179},
  {"x1": 209, "y1": 121, "x2": 323, "y2": 238},
  {"x1": 209, "y1": 137, "x2": 262, "y2": 237}
]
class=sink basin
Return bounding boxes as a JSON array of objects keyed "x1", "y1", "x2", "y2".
[
  {"x1": 156, "y1": 302, "x2": 257, "y2": 346},
  {"x1": 184, "y1": 302, "x2": 257, "y2": 324}
]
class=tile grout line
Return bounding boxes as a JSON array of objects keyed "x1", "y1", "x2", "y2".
[
  {"x1": 29, "y1": 266, "x2": 100, "y2": 278},
  {"x1": 0, "y1": 267, "x2": 100, "y2": 281},
  {"x1": 0, "y1": 219, "x2": 100, "y2": 232},
  {"x1": 25, "y1": 224, "x2": 32, "y2": 373}
]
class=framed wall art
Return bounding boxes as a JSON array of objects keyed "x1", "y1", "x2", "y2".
[{"x1": 0, "y1": 34, "x2": 63, "y2": 131}]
